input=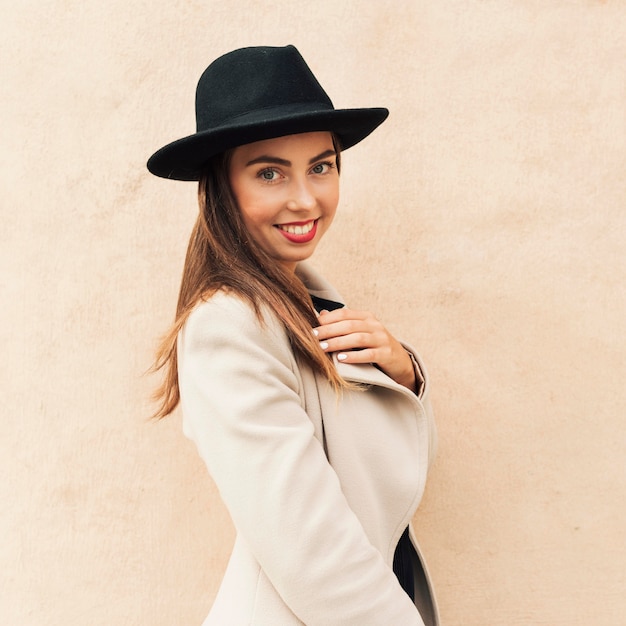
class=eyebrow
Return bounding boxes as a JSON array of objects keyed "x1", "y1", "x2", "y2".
[{"x1": 245, "y1": 149, "x2": 336, "y2": 167}]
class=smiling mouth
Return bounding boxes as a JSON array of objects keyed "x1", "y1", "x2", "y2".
[
  {"x1": 275, "y1": 219, "x2": 318, "y2": 243},
  {"x1": 276, "y1": 220, "x2": 316, "y2": 235}
]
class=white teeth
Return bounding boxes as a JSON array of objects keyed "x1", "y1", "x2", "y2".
[{"x1": 278, "y1": 221, "x2": 315, "y2": 235}]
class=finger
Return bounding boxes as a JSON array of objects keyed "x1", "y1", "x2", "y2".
[
  {"x1": 318, "y1": 331, "x2": 376, "y2": 353},
  {"x1": 314, "y1": 312, "x2": 384, "y2": 340},
  {"x1": 336, "y1": 348, "x2": 377, "y2": 364},
  {"x1": 314, "y1": 319, "x2": 376, "y2": 341},
  {"x1": 317, "y1": 308, "x2": 371, "y2": 324}
]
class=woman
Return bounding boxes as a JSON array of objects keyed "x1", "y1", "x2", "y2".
[{"x1": 147, "y1": 45, "x2": 439, "y2": 626}]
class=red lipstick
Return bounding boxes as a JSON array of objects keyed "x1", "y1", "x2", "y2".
[{"x1": 275, "y1": 219, "x2": 318, "y2": 243}]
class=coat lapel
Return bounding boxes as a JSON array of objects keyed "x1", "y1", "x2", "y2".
[{"x1": 297, "y1": 263, "x2": 415, "y2": 395}]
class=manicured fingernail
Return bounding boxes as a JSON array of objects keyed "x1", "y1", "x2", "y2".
[
  {"x1": 320, "y1": 342, "x2": 329, "y2": 350},
  {"x1": 337, "y1": 353, "x2": 347, "y2": 361},
  {"x1": 312, "y1": 328, "x2": 319, "y2": 336}
]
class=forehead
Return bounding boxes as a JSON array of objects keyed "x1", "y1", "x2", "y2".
[{"x1": 231, "y1": 131, "x2": 334, "y2": 163}]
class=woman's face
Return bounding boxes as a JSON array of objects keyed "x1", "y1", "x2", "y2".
[{"x1": 229, "y1": 131, "x2": 339, "y2": 273}]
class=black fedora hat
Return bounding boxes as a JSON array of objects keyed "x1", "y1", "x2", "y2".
[{"x1": 147, "y1": 45, "x2": 389, "y2": 181}]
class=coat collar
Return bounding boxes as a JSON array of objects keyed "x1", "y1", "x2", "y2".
[{"x1": 296, "y1": 262, "x2": 345, "y2": 306}]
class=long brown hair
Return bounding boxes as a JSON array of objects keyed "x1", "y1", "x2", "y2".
[{"x1": 151, "y1": 136, "x2": 345, "y2": 418}]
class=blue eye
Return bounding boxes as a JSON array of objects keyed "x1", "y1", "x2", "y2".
[
  {"x1": 260, "y1": 168, "x2": 278, "y2": 181},
  {"x1": 311, "y1": 161, "x2": 333, "y2": 175}
]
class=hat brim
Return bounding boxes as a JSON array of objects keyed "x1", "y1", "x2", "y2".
[{"x1": 147, "y1": 106, "x2": 389, "y2": 181}]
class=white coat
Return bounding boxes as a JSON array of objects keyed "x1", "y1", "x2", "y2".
[{"x1": 178, "y1": 263, "x2": 439, "y2": 625}]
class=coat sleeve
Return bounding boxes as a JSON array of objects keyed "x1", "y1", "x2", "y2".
[
  {"x1": 178, "y1": 293, "x2": 425, "y2": 626},
  {"x1": 401, "y1": 341, "x2": 438, "y2": 469}
]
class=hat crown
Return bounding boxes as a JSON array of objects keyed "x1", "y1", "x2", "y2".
[{"x1": 195, "y1": 45, "x2": 334, "y2": 132}]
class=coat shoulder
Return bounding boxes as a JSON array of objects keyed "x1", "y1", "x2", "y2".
[{"x1": 182, "y1": 291, "x2": 291, "y2": 358}]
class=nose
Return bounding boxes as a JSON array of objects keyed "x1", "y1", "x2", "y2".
[{"x1": 286, "y1": 177, "x2": 316, "y2": 211}]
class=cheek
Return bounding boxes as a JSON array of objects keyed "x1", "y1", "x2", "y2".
[
  {"x1": 324, "y1": 183, "x2": 340, "y2": 215},
  {"x1": 230, "y1": 179, "x2": 260, "y2": 223},
  {"x1": 230, "y1": 169, "x2": 265, "y2": 213},
  {"x1": 237, "y1": 191, "x2": 276, "y2": 232}
]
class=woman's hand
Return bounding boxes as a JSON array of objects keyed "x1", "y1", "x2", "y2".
[{"x1": 313, "y1": 308, "x2": 417, "y2": 392}]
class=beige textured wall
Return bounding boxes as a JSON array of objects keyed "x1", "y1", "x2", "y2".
[{"x1": 2, "y1": 1, "x2": 625, "y2": 624}]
